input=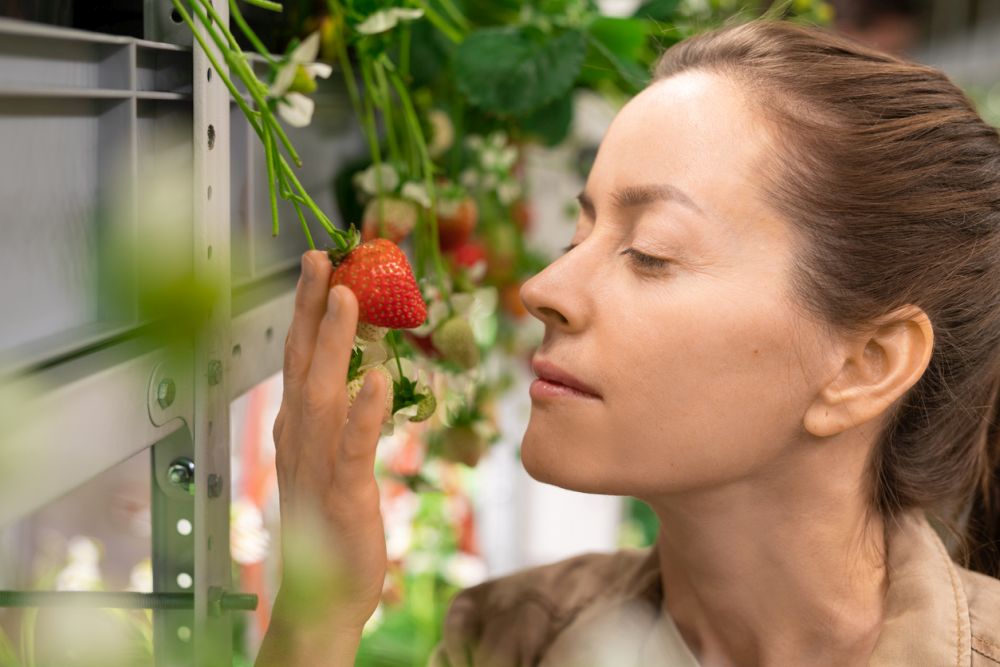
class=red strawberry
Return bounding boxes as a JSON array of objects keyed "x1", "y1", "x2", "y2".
[
  {"x1": 510, "y1": 199, "x2": 532, "y2": 233},
  {"x1": 361, "y1": 197, "x2": 418, "y2": 244},
  {"x1": 329, "y1": 239, "x2": 427, "y2": 329},
  {"x1": 446, "y1": 240, "x2": 488, "y2": 286},
  {"x1": 436, "y1": 197, "x2": 478, "y2": 251}
]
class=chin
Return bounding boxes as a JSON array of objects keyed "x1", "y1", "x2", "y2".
[{"x1": 519, "y1": 424, "x2": 620, "y2": 495}]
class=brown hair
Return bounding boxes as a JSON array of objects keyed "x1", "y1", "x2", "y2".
[{"x1": 653, "y1": 19, "x2": 1000, "y2": 577}]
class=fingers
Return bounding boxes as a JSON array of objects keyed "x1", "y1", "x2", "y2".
[
  {"x1": 300, "y1": 285, "x2": 359, "y2": 422},
  {"x1": 282, "y1": 251, "x2": 332, "y2": 402},
  {"x1": 336, "y1": 370, "x2": 387, "y2": 494}
]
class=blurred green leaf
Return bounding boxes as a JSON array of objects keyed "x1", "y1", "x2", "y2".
[
  {"x1": 632, "y1": 0, "x2": 682, "y2": 21},
  {"x1": 519, "y1": 94, "x2": 573, "y2": 146},
  {"x1": 454, "y1": 27, "x2": 586, "y2": 116},
  {"x1": 587, "y1": 16, "x2": 648, "y2": 60}
]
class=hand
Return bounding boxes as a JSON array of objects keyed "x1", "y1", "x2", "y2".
[{"x1": 269, "y1": 250, "x2": 389, "y2": 639}]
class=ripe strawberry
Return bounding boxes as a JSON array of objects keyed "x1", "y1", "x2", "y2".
[
  {"x1": 346, "y1": 365, "x2": 394, "y2": 421},
  {"x1": 361, "y1": 197, "x2": 418, "y2": 244},
  {"x1": 446, "y1": 240, "x2": 488, "y2": 285},
  {"x1": 431, "y1": 316, "x2": 479, "y2": 370},
  {"x1": 436, "y1": 197, "x2": 478, "y2": 251},
  {"x1": 439, "y1": 425, "x2": 486, "y2": 467},
  {"x1": 329, "y1": 239, "x2": 427, "y2": 329}
]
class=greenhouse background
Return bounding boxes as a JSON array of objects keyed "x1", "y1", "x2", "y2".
[{"x1": 0, "y1": 0, "x2": 998, "y2": 665}]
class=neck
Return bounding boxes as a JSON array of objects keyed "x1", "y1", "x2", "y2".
[{"x1": 644, "y1": 437, "x2": 888, "y2": 667}]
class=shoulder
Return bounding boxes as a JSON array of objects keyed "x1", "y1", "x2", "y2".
[
  {"x1": 428, "y1": 548, "x2": 653, "y2": 667},
  {"x1": 957, "y1": 566, "x2": 1000, "y2": 665}
]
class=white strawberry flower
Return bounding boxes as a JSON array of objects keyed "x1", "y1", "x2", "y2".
[
  {"x1": 353, "y1": 163, "x2": 400, "y2": 198},
  {"x1": 356, "y1": 7, "x2": 424, "y2": 35},
  {"x1": 269, "y1": 32, "x2": 333, "y2": 128},
  {"x1": 401, "y1": 181, "x2": 432, "y2": 208}
]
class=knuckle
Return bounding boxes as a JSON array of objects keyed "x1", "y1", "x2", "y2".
[{"x1": 283, "y1": 342, "x2": 309, "y2": 380}]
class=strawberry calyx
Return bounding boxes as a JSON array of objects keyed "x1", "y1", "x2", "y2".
[{"x1": 326, "y1": 224, "x2": 362, "y2": 268}]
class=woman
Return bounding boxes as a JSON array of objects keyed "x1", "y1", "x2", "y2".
[{"x1": 256, "y1": 19, "x2": 1000, "y2": 667}]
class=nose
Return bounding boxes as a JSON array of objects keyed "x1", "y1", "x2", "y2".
[{"x1": 520, "y1": 250, "x2": 589, "y2": 333}]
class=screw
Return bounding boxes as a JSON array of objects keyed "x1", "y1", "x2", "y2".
[
  {"x1": 167, "y1": 458, "x2": 195, "y2": 493},
  {"x1": 157, "y1": 378, "x2": 176, "y2": 409},
  {"x1": 207, "y1": 360, "x2": 222, "y2": 386},
  {"x1": 207, "y1": 474, "x2": 224, "y2": 498}
]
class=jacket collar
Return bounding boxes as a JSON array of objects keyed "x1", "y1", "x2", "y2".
[{"x1": 540, "y1": 510, "x2": 970, "y2": 666}]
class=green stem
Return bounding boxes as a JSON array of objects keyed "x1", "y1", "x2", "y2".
[
  {"x1": 435, "y1": 0, "x2": 470, "y2": 30},
  {"x1": 387, "y1": 330, "x2": 405, "y2": 379},
  {"x1": 411, "y1": 0, "x2": 463, "y2": 43},
  {"x1": 172, "y1": 0, "x2": 262, "y2": 136},
  {"x1": 330, "y1": 7, "x2": 365, "y2": 125},
  {"x1": 192, "y1": 0, "x2": 302, "y2": 168},
  {"x1": 229, "y1": 0, "x2": 277, "y2": 64},
  {"x1": 386, "y1": 63, "x2": 449, "y2": 298},
  {"x1": 243, "y1": 0, "x2": 282, "y2": 10},
  {"x1": 179, "y1": 0, "x2": 346, "y2": 250},
  {"x1": 400, "y1": 22, "x2": 411, "y2": 80},
  {"x1": 358, "y1": 59, "x2": 386, "y2": 202},
  {"x1": 291, "y1": 199, "x2": 315, "y2": 249},
  {"x1": 264, "y1": 124, "x2": 279, "y2": 236},
  {"x1": 373, "y1": 60, "x2": 403, "y2": 174}
]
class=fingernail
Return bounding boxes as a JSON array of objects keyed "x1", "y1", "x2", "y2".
[{"x1": 301, "y1": 253, "x2": 315, "y2": 280}]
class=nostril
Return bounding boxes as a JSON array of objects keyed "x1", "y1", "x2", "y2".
[{"x1": 539, "y1": 306, "x2": 569, "y2": 325}]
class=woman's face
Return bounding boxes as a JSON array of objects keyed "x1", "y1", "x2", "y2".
[{"x1": 519, "y1": 70, "x2": 844, "y2": 498}]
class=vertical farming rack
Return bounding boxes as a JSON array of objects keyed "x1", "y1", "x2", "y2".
[{"x1": 0, "y1": 4, "x2": 362, "y2": 664}]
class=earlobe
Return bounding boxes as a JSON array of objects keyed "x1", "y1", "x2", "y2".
[{"x1": 804, "y1": 306, "x2": 934, "y2": 438}]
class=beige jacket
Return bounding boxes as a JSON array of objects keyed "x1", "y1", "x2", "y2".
[{"x1": 428, "y1": 511, "x2": 1000, "y2": 666}]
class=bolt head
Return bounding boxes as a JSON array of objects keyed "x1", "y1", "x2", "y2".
[{"x1": 157, "y1": 378, "x2": 176, "y2": 408}]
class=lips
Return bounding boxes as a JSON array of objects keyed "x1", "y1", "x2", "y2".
[{"x1": 530, "y1": 357, "x2": 602, "y2": 398}]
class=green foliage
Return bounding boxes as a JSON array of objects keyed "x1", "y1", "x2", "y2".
[{"x1": 454, "y1": 27, "x2": 587, "y2": 116}]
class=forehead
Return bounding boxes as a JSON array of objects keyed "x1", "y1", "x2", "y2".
[{"x1": 586, "y1": 71, "x2": 786, "y2": 245}]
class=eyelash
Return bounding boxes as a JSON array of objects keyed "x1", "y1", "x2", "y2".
[{"x1": 561, "y1": 243, "x2": 670, "y2": 271}]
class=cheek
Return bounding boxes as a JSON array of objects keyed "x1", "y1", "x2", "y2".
[{"x1": 603, "y1": 292, "x2": 816, "y2": 489}]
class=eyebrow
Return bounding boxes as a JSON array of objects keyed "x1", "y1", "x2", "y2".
[{"x1": 575, "y1": 183, "x2": 706, "y2": 220}]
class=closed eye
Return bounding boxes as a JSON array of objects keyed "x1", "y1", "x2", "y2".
[
  {"x1": 622, "y1": 248, "x2": 670, "y2": 270},
  {"x1": 562, "y1": 244, "x2": 670, "y2": 270}
]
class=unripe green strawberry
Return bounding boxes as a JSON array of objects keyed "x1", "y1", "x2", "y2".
[
  {"x1": 346, "y1": 366, "x2": 394, "y2": 422},
  {"x1": 356, "y1": 321, "x2": 388, "y2": 342},
  {"x1": 329, "y1": 239, "x2": 427, "y2": 329},
  {"x1": 408, "y1": 391, "x2": 437, "y2": 423},
  {"x1": 440, "y1": 425, "x2": 486, "y2": 467},
  {"x1": 431, "y1": 316, "x2": 479, "y2": 370}
]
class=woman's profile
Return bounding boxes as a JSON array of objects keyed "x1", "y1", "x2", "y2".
[{"x1": 255, "y1": 18, "x2": 1000, "y2": 667}]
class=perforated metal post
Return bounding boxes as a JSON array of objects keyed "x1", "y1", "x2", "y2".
[{"x1": 190, "y1": 1, "x2": 234, "y2": 663}]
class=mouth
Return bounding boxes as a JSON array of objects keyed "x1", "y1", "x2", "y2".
[{"x1": 529, "y1": 357, "x2": 602, "y2": 401}]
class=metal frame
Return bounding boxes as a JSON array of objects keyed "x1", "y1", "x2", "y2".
[{"x1": 0, "y1": 4, "x2": 364, "y2": 663}]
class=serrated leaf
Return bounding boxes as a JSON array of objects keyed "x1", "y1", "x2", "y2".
[{"x1": 454, "y1": 27, "x2": 587, "y2": 116}]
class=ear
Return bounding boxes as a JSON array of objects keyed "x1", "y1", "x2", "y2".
[{"x1": 804, "y1": 306, "x2": 934, "y2": 438}]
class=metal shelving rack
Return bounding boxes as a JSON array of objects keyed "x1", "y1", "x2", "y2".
[{"x1": 0, "y1": 3, "x2": 364, "y2": 664}]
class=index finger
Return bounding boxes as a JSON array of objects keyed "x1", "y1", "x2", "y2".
[{"x1": 282, "y1": 250, "x2": 332, "y2": 404}]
